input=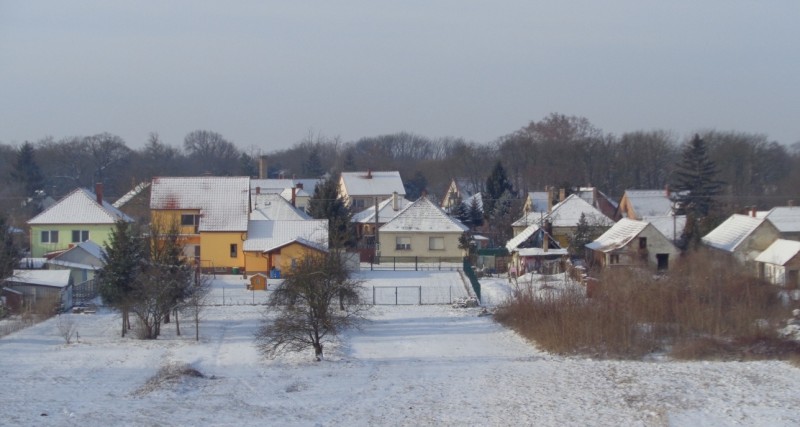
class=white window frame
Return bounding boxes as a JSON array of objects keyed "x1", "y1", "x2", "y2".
[
  {"x1": 72, "y1": 230, "x2": 89, "y2": 243},
  {"x1": 429, "y1": 236, "x2": 445, "y2": 251},
  {"x1": 395, "y1": 236, "x2": 411, "y2": 251},
  {"x1": 41, "y1": 230, "x2": 59, "y2": 243}
]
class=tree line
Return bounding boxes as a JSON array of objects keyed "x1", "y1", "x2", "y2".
[{"x1": 2, "y1": 113, "x2": 798, "y2": 228}]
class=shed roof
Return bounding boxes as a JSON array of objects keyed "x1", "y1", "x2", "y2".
[
  {"x1": 150, "y1": 176, "x2": 250, "y2": 232},
  {"x1": 28, "y1": 188, "x2": 133, "y2": 225},
  {"x1": 754, "y1": 239, "x2": 800, "y2": 266},
  {"x1": 701, "y1": 214, "x2": 769, "y2": 253},
  {"x1": 243, "y1": 219, "x2": 328, "y2": 253},
  {"x1": 8, "y1": 269, "x2": 72, "y2": 288},
  {"x1": 380, "y1": 197, "x2": 468, "y2": 233},
  {"x1": 340, "y1": 171, "x2": 406, "y2": 197},
  {"x1": 586, "y1": 218, "x2": 649, "y2": 252}
]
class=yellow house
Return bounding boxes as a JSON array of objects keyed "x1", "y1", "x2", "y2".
[
  {"x1": 243, "y1": 219, "x2": 328, "y2": 275},
  {"x1": 150, "y1": 176, "x2": 250, "y2": 273},
  {"x1": 378, "y1": 196, "x2": 468, "y2": 260}
]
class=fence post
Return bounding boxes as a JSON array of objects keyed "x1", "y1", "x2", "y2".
[
  {"x1": 395, "y1": 287, "x2": 398, "y2": 305},
  {"x1": 373, "y1": 286, "x2": 375, "y2": 305},
  {"x1": 393, "y1": 257, "x2": 396, "y2": 271},
  {"x1": 415, "y1": 257, "x2": 418, "y2": 271},
  {"x1": 419, "y1": 286, "x2": 422, "y2": 305}
]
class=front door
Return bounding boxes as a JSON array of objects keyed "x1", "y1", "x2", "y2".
[{"x1": 656, "y1": 254, "x2": 669, "y2": 271}]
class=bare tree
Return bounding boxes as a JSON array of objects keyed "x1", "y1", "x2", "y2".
[
  {"x1": 56, "y1": 314, "x2": 78, "y2": 344},
  {"x1": 255, "y1": 252, "x2": 366, "y2": 361}
]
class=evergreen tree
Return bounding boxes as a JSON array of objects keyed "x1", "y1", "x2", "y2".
[
  {"x1": 468, "y1": 197, "x2": 484, "y2": 228},
  {"x1": 0, "y1": 215, "x2": 21, "y2": 282},
  {"x1": 97, "y1": 220, "x2": 144, "y2": 337},
  {"x1": 672, "y1": 134, "x2": 724, "y2": 247},
  {"x1": 307, "y1": 173, "x2": 353, "y2": 249},
  {"x1": 568, "y1": 213, "x2": 596, "y2": 258},
  {"x1": 484, "y1": 161, "x2": 515, "y2": 218},
  {"x1": 452, "y1": 200, "x2": 470, "y2": 226},
  {"x1": 303, "y1": 150, "x2": 324, "y2": 177},
  {"x1": 404, "y1": 171, "x2": 428, "y2": 200},
  {"x1": 12, "y1": 142, "x2": 44, "y2": 197}
]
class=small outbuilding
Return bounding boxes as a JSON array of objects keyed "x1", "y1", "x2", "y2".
[
  {"x1": 249, "y1": 273, "x2": 269, "y2": 291},
  {"x1": 3, "y1": 270, "x2": 73, "y2": 312},
  {"x1": 755, "y1": 239, "x2": 800, "y2": 287}
]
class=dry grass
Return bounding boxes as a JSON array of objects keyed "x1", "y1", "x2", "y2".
[{"x1": 495, "y1": 249, "x2": 800, "y2": 360}]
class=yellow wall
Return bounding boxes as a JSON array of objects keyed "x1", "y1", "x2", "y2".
[
  {"x1": 244, "y1": 251, "x2": 269, "y2": 273},
  {"x1": 201, "y1": 231, "x2": 247, "y2": 269},
  {"x1": 244, "y1": 243, "x2": 326, "y2": 274},
  {"x1": 151, "y1": 209, "x2": 201, "y2": 236}
]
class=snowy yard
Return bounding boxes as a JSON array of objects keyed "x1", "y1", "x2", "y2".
[{"x1": 1, "y1": 274, "x2": 800, "y2": 426}]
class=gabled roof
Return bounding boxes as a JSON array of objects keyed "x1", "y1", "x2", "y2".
[
  {"x1": 755, "y1": 239, "x2": 800, "y2": 266},
  {"x1": 352, "y1": 195, "x2": 413, "y2": 224},
  {"x1": 701, "y1": 214, "x2": 770, "y2": 252},
  {"x1": 113, "y1": 182, "x2": 151, "y2": 209},
  {"x1": 243, "y1": 219, "x2": 328, "y2": 253},
  {"x1": 514, "y1": 194, "x2": 614, "y2": 228},
  {"x1": 340, "y1": 171, "x2": 406, "y2": 197},
  {"x1": 764, "y1": 206, "x2": 800, "y2": 234},
  {"x1": 506, "y1": 224, "x2": 541, "y2": 252},
  {"x1": 28, "y1": 188, "x2": 133, "y2": 225},
  {"x1": 380, "y1": 197, "x2": 468, "y2": 233},
  {"x1": 506, "y1": 223, "x2": 565, "y2": 253},
  {"x1": 8, "y1": 269, "x2": 71, "y2": 288},
  {"x1": 575, "y1": 187, "x2": 618, "y2": 209},
  {"x1": 150, "y1": 176, "x2": 250, "y2": 232},
  {"x1": 46, "y1": 241, "x2": 105, "y2": 271},
  {"x1": 623, "y1": 190, "x2": 673, "y2": 218},
  {"x1": 586, "y1": 218, "x2": 649, "y2": 252},
  {"x1": 642, "y1": 215, "x2": 686, "y2": 242},
  {"x1": 251, "y1": 194, "x2": 311, "y2": 221}
]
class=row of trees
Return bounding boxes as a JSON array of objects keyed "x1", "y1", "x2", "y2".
[
  {"x1": 97, "y1": 221, "x2": 208, "y2": 340},
  {"x1": 2, "y1": 114, "x2": 797, "y2": 229}
]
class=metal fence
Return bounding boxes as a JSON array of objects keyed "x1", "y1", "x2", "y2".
[
  {"x1": 367, "y1": 256, "x2": 463, "y2": 271},
  {"x1": 364, "y1": 285, "x2": 462, "y2": 305}
]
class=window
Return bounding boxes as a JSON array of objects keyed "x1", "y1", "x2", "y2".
[
  {"x1": 429, "y1": 236, "x2": 445, "y2": 251},
  {"x1": 41, "y1": 230, "x2": 59, "y2": 243},
  {"x1": 72, "y1": 230, "x2": 89, "y2": 243},
  {"x1": 353, "y1": 199, "x2": 365, "y2": 209},
  {"x1": 230, "y1": 243, "x2": 238, "y2": 258},
  {"x1": 396, "y1": 237, "x2": 411, "y2": 250},
  {"x1": 181, "y1": 214, "x2": 200, "y2": 233},
  {"x1": 610, "y1": 254, "x2": 620, "y2": 265},
  {"x1": 638, "y1": 237, "x2": 647, "y2": 249}
]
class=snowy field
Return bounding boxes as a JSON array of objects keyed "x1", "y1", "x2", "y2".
[{"x1": 2, "y1": 275, "x2": 800, "y2": 426}]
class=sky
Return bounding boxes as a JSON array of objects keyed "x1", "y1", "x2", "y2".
[{"x1": 1, "y1": 1, "x2": 799, "y2": 152}]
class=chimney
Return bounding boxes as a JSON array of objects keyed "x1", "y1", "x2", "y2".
[
  {"x1": 256, "y1": 186, "x2": 261, "y2": 195},
  {"x1": 291, "y1": 187, "x2": 296, "y2": 207},
  {"x1": 95, "y1": 183, "x2": 103, "y2": 205},
  {"x1": 559, "y1": 188, "x2": 566, "y2": 203},
  {"x1": 392, "y1": 191, "x2": 399, "y2": 211},
  {"x1": 296, "y1": 182, "x2": 304, "y2": 190},
  {"x1": 366, "y1": 169, "x2": 372, "y2": 179},
  {"x1": 259, "y1": 156, "x2": 267, "y2": 179},
  {"x1": 751, "y1": 206, "x2": 757, "y2": 217}
]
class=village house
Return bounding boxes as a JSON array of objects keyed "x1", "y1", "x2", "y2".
[
  {"x1": 441, "y1": 178, "x2": 483, "y2": 214},
  {"x1": 615, "y1": 189, "x2": 674, "y2": 220},
  {"x1": 585, "y1": 218, "x2": 679, "y2": 271},
  {"x1": 149, "y1": 176, "x2": 251, "y2": 273},
  {"x1": 763, "y1": 206, "x2": 800, "y2": 241},
  {"x1": 27, "y1": 184, "x2": 133, "y2": 258},
  {"x1": 338, "y1": 170, "x2": 406, "y2": 212},
  {"x1": 243, "y1": 219, "x2": 328, "y2": 276},
  {"x1": 512, "y1": 193, "x2": 614, "y2": 247},
  {"x1": 351, "y1": 192, "x2": 412, "y2": 262},
  {"x1": 701, "y1": 213, "x2": 780, "y2": 267},
  {"x1": 250, "y1": 178, "x2": 321, "y2": 213},
  {"x1": 44, "y1": 240, "x2": 105, "y2": 285},
  {"x1": 378, "y1": 196, "x2": 468, "y2": 261},
  {"x1": 755, "y1": 239, "x2": 800, "y2": 287},
  {"x1": 505, "y1": 224, "x2": 567, "y2": 276}
]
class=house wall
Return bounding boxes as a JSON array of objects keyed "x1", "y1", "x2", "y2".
[
  {"x1": 201, "y1": 232, "x2": 247, "y2": 270},
  {"x1": 379, "y1": 231, "x2": 463, "y2": 259},
  {"x1": 733, "y1": 223, "x2": 780, "y2": 265},
  {"x1": 272, "y1": 243, "x2": 326, "y2": 273},
  {"x1": 4, "y1": 283, "x2": 72, "y2": 312},
  {"x1": 151, "y1": 209, "x2": 201, "y2": 236},
  {"x1": 593, "y1": 225, "x2": 678, "y2": 270},
  {"x1": 244, "y1": 251, "x2": 269, "y2": 274},
  {"x1": 29, "y1": 224, "x2": 115, "y2": 258}
]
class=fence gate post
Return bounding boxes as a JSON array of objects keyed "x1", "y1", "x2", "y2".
[
  {"x1": 419, "y1": 286, "x2": 422, "y2": 305},
  {"x1": 415, "y1": 256, "x2": 418, "y2": 271},
  {"x1": 373, "y1": 286, "x2": 375, "y2": 305}
]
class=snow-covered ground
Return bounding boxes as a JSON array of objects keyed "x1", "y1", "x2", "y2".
[{"x1": 2, "y1": 274, "x2": 799, "y2": 426}]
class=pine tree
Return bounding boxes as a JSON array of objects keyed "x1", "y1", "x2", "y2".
[
  {"x1": 568, "y1": 213, "x2": 594, "y2": 258},
  {"x1": 303, "y1": 150, "x2": 324, "y2": 177},
  {"x1": 97, "y1": 220, "x2": 144, "y2": 337},
  {"x1": 12, "y1": 142, "x2": 44, "y2": 197},
  {"x1": 0, "y1": 215, "x2": 21, "y2": 282},
  {"x1": 468, "y1": 197, "x2": 483, "y2": 228},
  {"x1": 672, "y1": 134, "x2": 724, "y2": 247},
  {"x1": 308, "y1": 173, "x2": 353, "y2": 249},
  {"x1": 452, "y1": 200, "x2": 470, "y2": 226},
  {"x1": 484, "y1": 161, "x2": 514, "y2": 218}
]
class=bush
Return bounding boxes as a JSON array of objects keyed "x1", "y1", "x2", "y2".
[{"x1": 495, "y1": 249, "x2": 799, "y2": 360}]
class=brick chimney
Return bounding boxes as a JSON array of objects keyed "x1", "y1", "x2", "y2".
[
  {"x1": 296, "y1": 182, "x2": 304, "y2": 190},
  {"x1": 366, "y1": 169, "x2": 372, "y2": 179},
  {"x1": 95, "y1": 183, "x2": 103, "y2": 205},
  {"x1": 291, "y1": 187, "x2": 296, "y2": 207},
  {"x1": 559, "y1": 188, "x2": 566, "y2": 203},
  {"x1": 751, "y1": 206, "x2": 757, "y2": 217}
]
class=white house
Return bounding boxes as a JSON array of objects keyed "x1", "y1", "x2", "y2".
[
  {"x1": 338, "y1": 171, "x2": 406, "y2": 212},
  {"x1": 754, "y1": 239, "x2": 800, "y2": 287},
  {"x1": 586, "y1": 218, "x2": 679, "y2": 271},
  {"x1": 378, "y1": 196, "x2": 468, "y2": 260},
  {"x1": 702, "y1": 214, "x2": 780, "y2": 266}
]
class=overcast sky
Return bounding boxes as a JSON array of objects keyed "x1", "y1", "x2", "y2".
[{"x1": 1, "y1": 1, "x2": 798, "y2": 152}]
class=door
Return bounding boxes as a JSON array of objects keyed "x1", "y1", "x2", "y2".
[{"x1": 656, "y1": 254, "x2": 669, "y2": 271}]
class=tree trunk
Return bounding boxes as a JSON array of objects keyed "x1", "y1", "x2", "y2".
[
  {"x1": 313, "y1": 342, "x2": 323, "y2": 361},
  {"x1": 175, "y1": 307, "x2": 181, "y2": 336},
  {"x1": 194, "y1": 305, "x2": 200, "y2": 341}
]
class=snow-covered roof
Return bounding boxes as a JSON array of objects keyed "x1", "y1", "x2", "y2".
[
  {"x1": 515, "y1": 194, "x2": 614, "y2": 228},
  {"x1": 701, "y1": 214, "x2": 769, "y2": 253},
  {"x1": 453, "y1": 178, "x2": 481, "y2": 196},
  {"x1": 586, "y1": 218, "x2": 649, "y2": 252},
  {"x1": 623, "y1": 190, "x2": 673, "y2": 218},
  {"x1": 517, "y1": 247, "x2": 568, "y2": 257},
  {"x1": 8, "y1": 269, "x2": 71, "y2": 288},
  {"x1": 112, "y1": 182, "x2": 150, "y2": 208},
  {"x1": 764, "y1": 206, "x2": 800, "y2": 233},
  {"x1": 352, "y1": 195, "x2": 413, "y2": 224},
  {"x1": 506, "y1": 224, "x2": 541, "y2": 252},
  {"x1": 575, "y1": 187, "x2": 619, "y2": 209},
  {"x1": 243, "y1": 219, "x2": 328, "y2": 253},
  {"x1": 28, "y1": 188, "x2": 133, "y2": 225},
  {"x1": 642, "y1": 215, "x2": 686, "y2": 242},
  {"x1": 340, "y1": 171, "x2": 406, "y2": 197},
  {"x1": 150, "y1": 176, "x2": 250, "y2": 232},
  {"x1": 380, "y1": 197, "x2": 468, "y2": 233},
  {"x1": 754, "y1": 239, "x2": 800, "y2": 266},
  {"x1": 251, "y1": 194, "x2": 311, "y2": 221}
]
